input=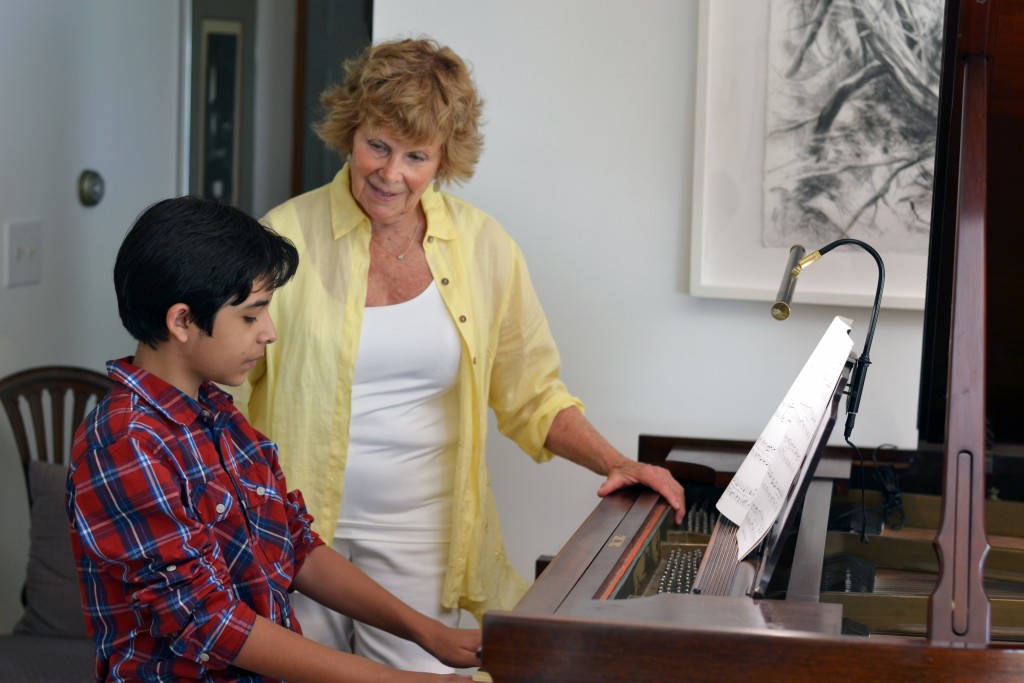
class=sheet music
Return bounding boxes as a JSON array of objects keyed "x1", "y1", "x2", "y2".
[{"x1": 717, "y1": 316, "x2": 854, "y2": 560}]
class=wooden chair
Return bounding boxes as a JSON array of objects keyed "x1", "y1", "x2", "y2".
[
  {"x1": 0, "y1": 365, "x2": 113, "y2": 491},
  {"x1": 0, "y1": 365, "x2": 111, "y2": 680}
]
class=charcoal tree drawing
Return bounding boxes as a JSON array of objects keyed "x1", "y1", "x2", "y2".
[{"x1": 763, "y1": 0, "x2": 944, "y2": 253}]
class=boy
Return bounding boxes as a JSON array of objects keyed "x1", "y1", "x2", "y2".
[{"x1": 67, "y1": 197, "x2": 480, "y2": 682}]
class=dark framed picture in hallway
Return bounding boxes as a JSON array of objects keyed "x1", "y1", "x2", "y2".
[
  {"x1": 184, "y1": 0, "x2": 255, "y2": 212},
  {"x1": 197, "y1": 18, "x2": 242, "y2": 206}
]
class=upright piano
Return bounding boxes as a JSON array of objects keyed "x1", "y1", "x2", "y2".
[{"x1": 480, "y1": 0, "x2": 1024, "y2": 679}]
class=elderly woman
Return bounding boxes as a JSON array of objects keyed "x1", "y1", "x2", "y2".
[{"x1": 233, "y1": 37, "x2": 684, "y2": 673}]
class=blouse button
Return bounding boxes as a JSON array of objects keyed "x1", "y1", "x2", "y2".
[
  {"x1": 166, "y1": 565, "x2": 177, "y2": 572},
  {"x1": 256, "y1": 486, "x2": 266, "y2": 496},
  {"x1": 199, "y1": 653, "x2": 210, "y2": 663},
  {"x1": 427, "y1": 236, "x2": 434, "y2": 243},
  {"x1": 215, "y1": 503, "x2": 226, "y2": 514},
  {"x1": 441, "y1": 278, "x2": 450, "y2": 285},
  {"x1": 459, "y1": 315, "x2": 467, "y2": 323}
]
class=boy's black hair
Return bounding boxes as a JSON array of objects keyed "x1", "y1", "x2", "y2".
[{"x1": 114, "y1": 196, "x2": 299, "y2": 347}]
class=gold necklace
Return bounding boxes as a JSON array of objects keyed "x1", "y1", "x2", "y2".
[{"x1": 372, "y1": 221, "x2": 424, "y2": 261}]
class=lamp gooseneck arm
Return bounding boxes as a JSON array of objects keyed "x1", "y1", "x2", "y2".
[{"x1": 812, "y1": 239, "x2": 885, "y2": 439}]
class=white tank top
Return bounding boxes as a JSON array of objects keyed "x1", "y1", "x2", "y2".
[{"x1": 337, "y1": 281, "x2": 461, "y2": 541}]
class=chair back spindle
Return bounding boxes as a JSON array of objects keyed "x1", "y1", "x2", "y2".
[{"x1": 0, "y1": 365, "x2": 113, "y2": 494}]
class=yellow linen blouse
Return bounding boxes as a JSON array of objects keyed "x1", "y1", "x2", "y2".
[{"x1": 231, "y1": 165, "x2": 583, "y2": 619}]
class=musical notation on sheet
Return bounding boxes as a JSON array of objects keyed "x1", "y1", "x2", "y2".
[{"x1": 717, "y1": 316, "x2": 854, "y2": 560}]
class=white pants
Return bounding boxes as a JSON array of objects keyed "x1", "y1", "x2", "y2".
[{"x1": 290, "y1": 535, "x2": 460, "y2": 673}]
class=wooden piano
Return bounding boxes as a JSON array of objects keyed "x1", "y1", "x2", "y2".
[{"x1": 480, "y1": 0, "x2": 1024, "y2": 679}]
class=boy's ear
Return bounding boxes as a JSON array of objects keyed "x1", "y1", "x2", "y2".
[{"x1": 166, "y1": 303, "x2": 194, "y2": 343}]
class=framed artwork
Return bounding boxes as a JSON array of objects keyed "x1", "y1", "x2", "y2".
[
  {"x1": 197, "y1": 19, "x2": 242, "y2": 205},
  {"x1": 183, "y1": 0, "x2": 255, "y2": 211},
  {"x1": 689, "y1": 0, "x2": 944, "y2": 310}
]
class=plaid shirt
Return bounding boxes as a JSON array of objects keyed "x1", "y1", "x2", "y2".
[{"x1": 67, "y1": 358, "x2": 324, "y2": 682}]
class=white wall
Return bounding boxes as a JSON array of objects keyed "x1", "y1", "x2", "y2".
[
  {"x1": 252, "y1": 2, "x2": 297, "y2": 217},
  {"x1": 0, "y1": 0, "x2": 295, "y2": 632},
  {"x1": 0, "y1": 0, "x2": 180, "y2": 632},
  {"x1": 374, "y1": 0, "x2": 925, "y2": 587}
]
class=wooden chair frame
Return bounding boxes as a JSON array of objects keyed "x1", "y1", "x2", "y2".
[{"x1": 0, "y1": 365, "x2": 113, "y2": 494}]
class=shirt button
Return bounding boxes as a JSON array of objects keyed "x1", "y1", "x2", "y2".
[
  {"x1": 427, "y1": 236, "x2": 434, "y2": 243},
  {"x1": 215, "y1": 504, "x2": 226, "y2": 514},
  {"x1": 166, "y1": 565, "x2": 177, "y2": 572},
  {"x1": 199, "y1": 653, "x2": 210, "y2": 662},
  {"x1": 459, "y1": 315, "x2": 467, "y2": 323},
  {"x1": 256, "y1": 486, "x2": 266, "y2": 496},
  {"x1": 441, "y1": 278, "x2": 450, "y2": 285}
]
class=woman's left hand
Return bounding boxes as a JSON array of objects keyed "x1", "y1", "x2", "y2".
[
  {"x1": 545, "y1": 407, "x2": 687, "y2": 525},
  {"x1": 598, "y1": 459, "x2": 686, "y2": 525}
]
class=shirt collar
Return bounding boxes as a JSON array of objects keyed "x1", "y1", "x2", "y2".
[
  {"x1": 329, "y1": 163, "x2": 458, "y2": 242},
  {"x1": 107, "y1": 357, "x2": 235, "y2": 427}
]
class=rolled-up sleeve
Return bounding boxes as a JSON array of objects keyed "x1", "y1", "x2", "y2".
[
  {"x1": 488, "y1": 244, "x2": 583, "y2": 460},
  {"x1": 284, "y1": 488, "x2": 322, "y2": 570}
]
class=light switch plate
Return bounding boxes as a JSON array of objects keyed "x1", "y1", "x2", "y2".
[{"x1": 5, "y1": 219, "x2": 42, "y2": 287}]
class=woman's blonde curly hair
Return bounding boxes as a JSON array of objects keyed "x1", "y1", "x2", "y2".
[{"x1": 314, "y1": 38, "x2": 485, "y2": 186}]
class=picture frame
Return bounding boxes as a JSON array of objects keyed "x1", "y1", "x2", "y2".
[
  {"x1": 197, "y1": 19, "x2": 243, "y2": 206},
  {"x1": 183, "y1": 0, "x2": 255, "y2": 212},
  {"x1": 688, "y1": 0, "x2": 931, "y2": 310}
]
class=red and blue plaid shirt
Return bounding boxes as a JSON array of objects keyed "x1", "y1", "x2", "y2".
[{"x1": 67, "y1": 358, "x2": 324, "y2": 682}]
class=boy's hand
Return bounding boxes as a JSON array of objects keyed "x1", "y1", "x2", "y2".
[{"x1": 420, "y1": 623, "x2": 482, "y2": 669}]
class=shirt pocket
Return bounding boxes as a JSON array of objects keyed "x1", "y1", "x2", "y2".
[
  {"x1": 232, "y1": 462, "x2": 294, "y2": 569},
  {"x1": 233, "y1": 459, "x2": 282, "y2": 511},
  {"x1": 192, "y1": 479, "x2": 237, "y2": 526}
]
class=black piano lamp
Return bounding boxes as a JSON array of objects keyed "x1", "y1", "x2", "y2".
[{"x1": 771, "y1": 238, "x2": 886, "y2": 442}]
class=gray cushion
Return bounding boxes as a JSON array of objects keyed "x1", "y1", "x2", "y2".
[
  {"x1": 0, "y1": 634, "x2": 95, "y2": 682},
  {"x1": 13, "y1": 460, "x2": 89, "y2": 638}
]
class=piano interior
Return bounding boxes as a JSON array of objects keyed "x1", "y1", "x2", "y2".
[
  {"x1": 481, "y1": 441, "x2": 1024, "y2": 682},
  {"x1": 596, "y1": 461, "x2": 1024, "y2": 642},
  {"x1": 822, "y1": 488, "x2": 1024, "y2": 640}
]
